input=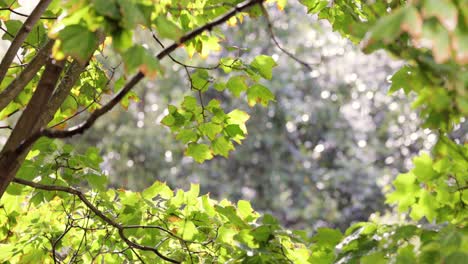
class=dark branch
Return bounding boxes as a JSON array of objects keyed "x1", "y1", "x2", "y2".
[
  {"x1": 12, "y1": 177, "x2": 181, "y2": 263},
  {"x1": 14, "y1": 0, "x2": 264, "y2": 155},
  {"x1": 0, "y1": 40, "x2": 54, "y2": 112},
  {"x1": 260, "y1": 4, "x2": 318, "y2": 71},
  {"x1": 151, "y1": 31, "x2": 220, "y2": 70},
  {"x1": 0, "y1": 24, "x2": 38, "y2": 50},
  {"x1": 0, "y1": 7, "x2": 57, "y2": 19},
  {"x1": 0, "y1": 0, "x2": 52, "y2": 85}
]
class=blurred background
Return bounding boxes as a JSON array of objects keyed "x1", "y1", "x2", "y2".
[
  {"x1": 2, "y1": 2, "x2": 466, "y2": 232},
  {"x1": 72, "y1": 3, "x2": 435, "y2": 231}
]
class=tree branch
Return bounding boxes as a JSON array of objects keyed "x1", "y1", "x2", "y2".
[
  {"x1": 2, "y1": 58, "x2": 65, "y2": 152},
  {"x1": 156, "y1": 0, "x2": 264, "y2": 59},
  {"x1": 0, "y1": 0, "x2": 264, "y2": 201},
  {"x1": 37, "y1": 60, "x2": 88, "y2": 127},
  {"x1": 151, "y1": 31, "x2": 220, "y2": 71},
  {"x1": 0, "y1": 58, "x2": 65, "y2": 196},
  {"x1": 260, "y1": 4, "x2": 318, "y2": 70},
  {"x1": 12, "y1": 177, "x2": 181, "y2": 263},
  {"x1": 0, "y1": 7, "x2": 57, "y2": 20},
  {"x1": 0, "y1": 0, "x2": 52, "y2": 85},
  {"x1": 0, "y1": 32, "x2": 106, "y2": 198},
  {"x1": 0, "y1": 39, "x2": 54, "y2": 112},
  {"x1": 14, "y1": 0, "x2": 264, "y2": 153}
]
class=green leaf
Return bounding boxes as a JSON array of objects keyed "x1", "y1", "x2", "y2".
[
  {"x1": 199, "y1": 122, "x2": 223, "y2": 140},
  {"x1": 312, "y1": 228, "x2": 343, "y2": 247},
  {"x1": 226, "y1": 75, "x2": 248, "y2": 97},
  {"x1": 361, "y1": 252, "x2": 386, "y2": 264},
  {"x1": 389, "y1": 66, "x2": 424, "y2": 94},
  {"x1": 214, "y1": 82, "x2": 226, "y2": 91},
  {"x1": 120, "y1": 91, "x2": 140, "y2": 110},
  {"x1": 299, "y1": 0, "x2": 328, "y2": 14},
  {"x1": 224, "y1": 124, "x2": 244, "y2": 138},
  {"x1": 112, "y1": 29, "x2": 133, "y2": 52},
  {"x1": 93, "y1": 0, "x2": 120, "y2": 19},
  {"x1": 16, "y1": 162, "x2": 37, "y2": 181},
  {"x1": 363, "y1": 6, "x2": 422, "y2": 52},
  {"x1": 422, "y1": 0, "x2": 458, "y2": 31},
  {"x1": 262, "y1": 214, "x2": 279, "y2": 225},
  {"x1": 186, "y1": 143, "x2": 213, "y2": 163},
  {"x1": 247, "y1": 84, "x2": 275, "y2": 107},
  {"x1": 202, "y1": 195, "x2": 216, "y2": 216},
  {"x1": 191, "y1": 69, "x2": 210, "y2": 91},
  {"x1": 116, "y1": 0, "x2": 145, "y2": 28},
  {"x1": 154, "y1": 16, "x2": 183, "y2": 41},
  {"x1": 445, "y1": 252, "x2": 468, "y2": 264},
  {"x1": 237, "y1": 200, "x2": 256, "y2": 220},
  {"x1": 3, "y1": 20, "x2": 46, "y2": 46},
  {"x1": 181, "y1": 220, "x2": 198, "y2": 240},
  {"x1": 54, "y1": 25, "x2": 98, "y2": 64},
  {"x1": 396, "y1": 245, "x2": 416, "y2": 264},
  {"x1": 181, "y1": 96, "x2": 198, "y2": 112},
  {"x1": 439, "y1": 225, "x2": 461, "y2": 250},
  {"x1": 85, "y1": 173, "x2": 108, "y2": 191},
  {"x1": 421, "y1": 19, "x2": 452, "y2": 63},
  {"x1": 409, "y1": 189, "x2": 438, "y2": 222},
  {"x1": 251, "y1": 225, "x2": 272, "y2": 243},
  {"x1": 394, "y1": 225, "x2": 418, "y2": 240},
  {"x1": 122, "y1": 45, "x2": 160, "y2": 79},
  {"x1": 215, "y1": 205, "x2": 248, "y2": 228},
  {"x1": 218, "y1": 225, "x2": 236, "y2": 243},
  {"x1": 227, "y1": 109, "x2": 250, "y2": 140},
  {"x1": 386, "y1": 172, "x2": 419, "y2": 212},
  {"x1": 142, "y1": 181, "x2": 173, "y2": 200},
  {"x1": 187, "y1": 183, "x2": 200, "y2": 200},
  {"x1": 161, "y1": 107, "x2": 186, "y2": 129},
  {"x1": 2, "y1": 20, "x2": 21, "y2": 41},
  {"x1": 19, "y1": 248, "x2": 46, "y2": 263},
  {"x1": 0, "y1": 244, "x2": 14, "y2": 262},
  {"x1": 235, "y1": 229, "x2": 257, "y2": 248},
  {"x1": 413, "y1": 153, "x2": 438, "y2": 182},
  {"x1": 176, "y1": 129, "x2": 199, "y2": 144},
  {"x1": 212, "y1": 137, "x2": 234, "y2": 157},
  {"x1": 84, "y1": 147, "x2": 103, "y2": 169},
  {"x1": 250, "y1": 55, "x2": 277, "y2": 80}
]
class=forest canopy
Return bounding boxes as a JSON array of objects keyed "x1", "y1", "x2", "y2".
[{"x1": 0, "y1": 0, "x2": 467, "y2": 263}]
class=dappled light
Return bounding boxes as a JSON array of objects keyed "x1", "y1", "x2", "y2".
[{"x1": 0, "y1": 0, "x2": 466, "y2": 263}]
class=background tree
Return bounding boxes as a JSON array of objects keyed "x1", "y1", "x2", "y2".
[{"x1": 0, "y1": 0, "x2": 466, "y2": 263}]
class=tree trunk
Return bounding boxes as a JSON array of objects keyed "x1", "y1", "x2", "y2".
[{"x1": 0, "y1": 59, "x2": 65, "y2": 198}]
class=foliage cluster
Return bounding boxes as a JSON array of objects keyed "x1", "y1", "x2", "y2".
[{"x1": 0, "y1": 0, "x2": 466, "y2": 263}]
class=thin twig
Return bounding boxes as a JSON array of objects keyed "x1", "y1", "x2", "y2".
[
  {"x1": 0, "y1": 7, "x2": 57, "y2": 19},
  {"x1": 13, "y1": 0, "x2": 265, "y2": 155},
  {"x1": 0, "y1": 0, "x2": 52, "y2": 85},
  {"x1": 260, "y1": 4, "x2": 317, "y2": 70},
  {"x1": 13, "y1": 178, "x2": 181, "y2": 263},
  {"x1": 0, "y1": 40, "x2": 54, "y2": 112},
  {"x1": 151, "y1": 32, "x2": 220, "y2": 70}
]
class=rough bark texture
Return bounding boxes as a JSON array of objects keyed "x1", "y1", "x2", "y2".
[
  {"x1": 0, "y1": 58, "x2": 65, "y2": 197},
  {"x1": 38, "y1": 60, "x2": 85, "y2": 127}
]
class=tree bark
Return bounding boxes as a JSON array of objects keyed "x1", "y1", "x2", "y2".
[
  {"x1": 0, "y1": 40, "x2": 54, "y2": 112},
  {"x1": 0, "y1": 0, "x2": 264, "y2": 198},
  {"x1": 0, "y1": 58, "x2": 65, "y2": 197},
  {"x1": 0, "y1": 31, "x2": 103, "y2": 198}
]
